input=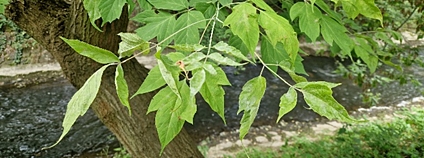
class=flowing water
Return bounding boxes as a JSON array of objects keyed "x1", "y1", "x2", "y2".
[{"x1": 0, "y1": 56, "x2": 422, "y2": 157}]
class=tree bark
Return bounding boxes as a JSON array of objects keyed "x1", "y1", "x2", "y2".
[{"x1": 5, "y1": 1, "x2": 203, "y2": 157}]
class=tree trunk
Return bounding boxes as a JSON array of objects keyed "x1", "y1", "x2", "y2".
[{"x1": 5, "y1": 1, "x2": 203, "y2": 157}]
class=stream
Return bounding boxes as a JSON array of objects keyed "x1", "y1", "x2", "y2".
[{"x1": 1, "y1": 56, "x2": 423, "y2": 157}]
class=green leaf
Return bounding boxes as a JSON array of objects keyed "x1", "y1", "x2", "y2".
[
  {"x1": 147, "y1": 86, "x2": 175, "y2": 114},
  {"x1": 228, "y1": 34, "x2": 252, "y2": 59},
  {"x1": 202, "y1": 63, "x2": 217, "y2": 75},
  {"x1": 149, "y1": 81, "x2": 196, "y2": 153},
  {"x1": 148, "y1": 0, "x2": 189, "y2": 10},
  {"x1": 279, "y1": 64, "x2": 308, "y2": 83},
  {"x1": 223, "y1": 2, "x2": 259, "y2": 53},
  {"x1": 174, "y1": 11, "x2": 206, "y2": 44},
  {"x1": 115, "y1": 64, "x2": 131, "y2": 115},
  {"x1": 375, "y1": 31, "x2": 395, "y2": 46},
  {"x1": 320, "y1": 16, "x2": 353, "y2": 56},
  {"x1": 134, "y1": 10, "x2": 176, "y2": 46},
  {"x1": 169, "y1": 44, "x2": 206, "y2": 52},
  {"x1": 153, "y1": 89, "x2": 184, "y2": 153},
  {"x1": 190, "y1": 69, "x2": 206, "y2": 96},
  {"x1": 179, "y1": 81, "x2": 197, "y2": 124},
  {"x1": 295, "y1": 81, "x2": 340, "y2": 89},
  {"x1": 290, "y1": 2, "x2": 322, "y2": 42},
  {"x1": 83, "y1": 0, "x2": 102, "y2": 31},
  {"x1": 258, "y1": 11, "x2": 298, "y2": 63},
  {"x1": 132, "y1": 66, "x2": 166, "y2": 97},
  {"x1": 118, "y1": 33, "x2": 150, "y2": 58},
  {"x1": 199, "y1": 67, "x2": 230, "y2": 124},
  {"x1": 43, "y1": 65, "x2": 109, "y2": 149},
  {"x1": 277, "y1": 87, "x2": 297, "y2": 122},
  {"x1": 214, "y1": 66, "x2": 231, "y2": 85},
  {"x1": 185, "y1": 61, "x2": 204, "y2": 71},
  {"x1": 194, "y1": 2, "x2": 217, "y2": 19},
  {"x1": 340, "y1": 0, "x2": 359, "y2": 19},
  {"x1": 219, "y1": 0, "x2": 232, "y2": 6},
  {"x1": 315, "y1": 0, "x2": 342, "y2": 23},
  {"x1": 296, "y1": 82, "x2": 357, "y2": 123},
  {"x1": 127, "y1": 0, "x2": 136, "y2": 15},
  {"x1": 381, "y1": 59, "x2": 402, "y2": 72},
  {"x1": 208, "y1": 53, "x2": 244, "y2": 66},
  {"x1": 190, "y1": 0, "x2": 217, "y2": 6},
  {"x1": 181, "y1": 52, "x2": 207, "y2": 64},
  {"x1": 99, "y1": 0, "x2": 127, "y2": 26},
  {"x1": 250, "y1": 0, "x2": 274, "y2": 12},
  {"x1": 213, "y1": 41, "x2": 251, "y2": 63},
  {"x1": 61, "y1": 37, "x2": 119, "y2": 64},
  {"x1": 341, "y1": 0, "x2": 383, "y2": 24},
  {"x1": 137, "y1": 0, "x2": 153, "y2": 10},
  {"x1": 261, "y1": 37, "x2": 289, "y2": 73},
  {"x1": 354, "y1": 37, "x2": 378, "y2": 73},
  {"x1": 238, "y1": 76, "x2": 266, "y2": 139},
  {"x1": 166, "y1": 52, "x2": 186, "y2": 62},
  {"x1": 294, "y1": 54, "x2": 307, "y2": 75},
  {"x1": 157, "y1": 59, "x2": 181, "y2": 98}
]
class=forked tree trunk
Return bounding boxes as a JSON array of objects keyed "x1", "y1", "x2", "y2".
[{"x1": 6, "y1": 1, "x2": 203, "y2": 157}]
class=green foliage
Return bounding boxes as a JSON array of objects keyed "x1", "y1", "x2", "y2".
[
  {"x1": 234, "y1": 108, "x2": 424, "y2": 158},
  {"x1": 49, "y1": 0, "x2": 402, "y2": 153},
  {"x1": 0, "y1": 0, "x2": 9, "y2": 14},
  {"x1": 113, "y1": 146, "x2": 131, "y2": 158},
  {"x1": 0, "y1": 14, "x2": 33, "y2": 65}
]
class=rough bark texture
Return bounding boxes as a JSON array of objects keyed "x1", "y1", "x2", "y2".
[{"x1": 5, "y1": 1, "x2": 203, "y2": 157}]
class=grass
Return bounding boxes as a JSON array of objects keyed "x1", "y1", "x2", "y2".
[{"x1": 233, "y1": 107, "x2": 424, "y2": 158}]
